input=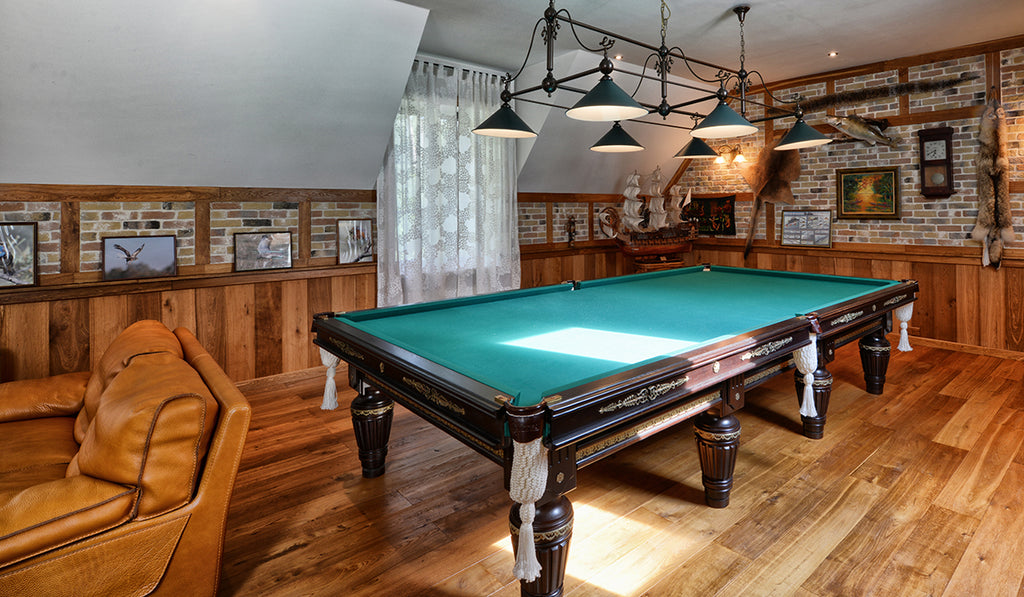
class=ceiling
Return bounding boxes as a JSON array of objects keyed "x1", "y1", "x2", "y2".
[
  {"x1": 0, "y1": 1, "x2": 1019, "y2": 193},
  {"x1": 405, "y1": 0, "x2": 1024, "y2": 84}
]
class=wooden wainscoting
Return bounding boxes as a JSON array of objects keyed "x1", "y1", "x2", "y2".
[
  {"x1": 696, "y1": 239, "x2": 1024, "y2": 353},
  {"x1": 0, "y1": 265, "x2": 376, "y2": 383},
  {"x1": 519, "y1": 242, "x2": 637, "y2": 288}
]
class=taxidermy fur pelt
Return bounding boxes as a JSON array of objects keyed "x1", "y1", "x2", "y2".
[
  {"x1": 766, "y1": 72, "x2": 980, "y2": 117},
  {"x1": 971, "y1": 99, "x2": 1013, "y2": 268},
  {"x1": 740, "y1": 138, "x2": 802, "y2": 258}
]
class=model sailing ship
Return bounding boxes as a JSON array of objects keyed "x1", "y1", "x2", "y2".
[{"x1": 598, "y1": 166, "x2": 698, "y2": 257}]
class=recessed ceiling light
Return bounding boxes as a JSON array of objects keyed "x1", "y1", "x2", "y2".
[
  {"x1": 828, "y1": 51, "x2": 838, "y2": 58},
  {"x1": 614, "y1": 54, "x2": 623, "y2": 60}
]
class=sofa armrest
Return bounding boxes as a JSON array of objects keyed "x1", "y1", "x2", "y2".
[
  {"x1": 0, "y1": 372, "x2": 90, "y2": 423},
  {"x1": 0, "y1": 475, "x2": 138, "y2": 567}
]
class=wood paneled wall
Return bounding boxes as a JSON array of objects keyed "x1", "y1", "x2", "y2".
[
  {"x1": 3, "y1": 238, "x2": 1023, "y2": 384},
  {"x1": 0, "y1": 266, "x2": 375, "y2": 383},
  {"x1": 695, "y1": 239, "x2": 1024, "y2": 352}
]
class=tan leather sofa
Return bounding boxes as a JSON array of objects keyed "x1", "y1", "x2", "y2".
[{"x1": 0, "y1": 320, "x2": 251, "y2": 596}]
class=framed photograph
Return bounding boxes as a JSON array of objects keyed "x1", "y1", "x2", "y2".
[
  {"x1": 234, "y1": 231, "x2": 293, "y2": 272},
  {"x1": 102, "y1": 235, "x2": 177, "y2": 281},
  {"x1": 781, "y1": 210, "x2": 832, "y2": 248},
  {"x1": 0, "y1": 223, "x2": 38, "y2": 287},
  {"x1": 338, "y1": 219, "x2": 374, "y2": 263},
  {"x1": 836, "y1": 166, "x2": 900, "y2": 219}
]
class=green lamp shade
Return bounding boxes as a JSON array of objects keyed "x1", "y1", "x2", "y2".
[
  {"x1": 566, "y1": 77, "x2": 648, "y2": 122},
  {"x1": 691, "y1": 101, "x2": 758, "y2": 139},
  {"x1": 674, "y1": 137, "x2": 719, "y2": 159},
  {"x1": 590, "y1": 122, "x2": 644, "y2": 152},
  {"x1": 473, "y1": 104, "x2": 537, "y2": 138},
  {"x1": 774, "y1": 118, "x2": 832, "y2": 150}
]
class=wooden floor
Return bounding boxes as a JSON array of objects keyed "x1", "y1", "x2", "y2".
[{"x1": 219, "y1": 338, "x2": 1024, "y2": 596}]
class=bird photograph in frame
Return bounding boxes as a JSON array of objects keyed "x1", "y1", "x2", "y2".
[
  {"x1": 0, "y1": 222, "x2": 39, "y2": 287},
  {"x1": 102, "y1": 235, "x2": 177, "y2": 281},
  {"x1": 234, "y1": 231, "x2": 293, "y2": 272},
  {"x1": 337, "y1": 219, "x2": 374, "y2": 264}
]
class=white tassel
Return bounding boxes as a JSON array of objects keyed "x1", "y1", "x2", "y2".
[
  {"x1": 510, "y1": 437, "x2": 548, "y2": 582},
  {"x1": 319, "y1": 348, "x2": 341, "y2": 410},
  {"x1": 895, "y1": 303, "x2": 914, "y2": 352},
  {"x1": 794, "y1": 333, "x2": 818, "y2": 418}
]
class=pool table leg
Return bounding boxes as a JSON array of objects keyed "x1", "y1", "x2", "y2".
[
  {"x1": 693, "y1": 412, "x2": 741, "y2": 508},
  {"x1": 794, "y1": 361, "x2": 833, "y2": 440},
  {"x1": 350, "y1": 387, "x2": 394, "y2": 478},
  {"x1": 510, "y1": 494, "x2": 573, "y2": 597},
  {"x1": 859, "y1": 328, "x2": 891, "y2": 394}
]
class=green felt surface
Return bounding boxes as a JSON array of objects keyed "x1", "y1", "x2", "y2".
[{"x1": 340, "y1": 266, "x2": 898, "y2": 406}]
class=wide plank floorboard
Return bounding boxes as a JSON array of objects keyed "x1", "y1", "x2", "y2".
[{"x1": 221, "y1": 339, "x2": 1024, "y2": 596}]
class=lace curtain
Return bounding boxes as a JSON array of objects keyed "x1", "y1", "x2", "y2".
[{"x1": 376, "y1": 59, "x2": 521, "y2": 307}]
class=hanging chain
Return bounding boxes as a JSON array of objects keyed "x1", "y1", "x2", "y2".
[
  {"x1": 660, "y1": 0, "x2": 670, "y2": 45},
  {"x1": 738, "y1": 7, "x2": 746, "y2": 71}
]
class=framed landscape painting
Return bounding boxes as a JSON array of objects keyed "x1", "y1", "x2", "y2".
[
  {"x1": 102, "y1": 235, "x2": 177, "y2": 281},
  {"x1": 836, "y1": 166, "x2": 900, "y2": 219},
  {"x1": 0, "y1": 223, "x2": 38, "y2": 287},
  {"x1": 234, "y1": 231, "x2": 293, "y2": 272}
]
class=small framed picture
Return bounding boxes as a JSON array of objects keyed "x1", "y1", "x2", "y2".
[
  {"x1": 102, "y1": 235, "x2": 177, "y2": 281},
  {"x1": 781, "y1": 210, "x2": 832, "y2": 248},
  {"x1": 836, "y1": 166, "x2": 900, "y2": 219},
  {"x1": 337, "y1": 219, "x2": 374, "y2": 264},
  {"x1": 234, "y1": 231, "x2": 293, "y2": 272},
  {"x1": 0, "y1": 222, "x2": 39, "y2": 287}
]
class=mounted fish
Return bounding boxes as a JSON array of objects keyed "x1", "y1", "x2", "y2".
[
  {"x1": 971, "y1": 99, "x2": 1013, "y2": 268},
  {"x1": 825, "y1": 114, "x2": 899, "y2": 148},
  {"x1": 739, "y1": 138, "x2": 802, "y2": 258}
]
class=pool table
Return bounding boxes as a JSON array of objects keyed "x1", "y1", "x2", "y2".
[{"x1": 312, "y1": 265, "x2": 917, "y2": 597}]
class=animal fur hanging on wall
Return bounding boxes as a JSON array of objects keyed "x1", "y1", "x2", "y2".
[
  {"x1": 740, "y1": 138, "x2": 802, "y2": 257},
  {"x1": 971, "y1": 99, "x2": 1013, "y2": 268}
]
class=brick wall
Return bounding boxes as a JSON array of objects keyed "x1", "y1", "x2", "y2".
[
  {"x1": 676, "y1": 49, "x2": 1022, "y2": 247},
  {"x1": 209, "y1": 201, "x2": 298, "y2": 265},
  {"x1": 80, "y1": 201, "x2": 195, "y2": 272}
]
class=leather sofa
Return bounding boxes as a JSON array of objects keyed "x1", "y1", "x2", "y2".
[{"x1": 0, "y1": 320, "x2": 251, "y2": 596}]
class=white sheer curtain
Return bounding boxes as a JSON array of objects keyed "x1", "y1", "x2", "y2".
[{"x1": 377, "y1": 59, "x2": 521, "y2": 307}]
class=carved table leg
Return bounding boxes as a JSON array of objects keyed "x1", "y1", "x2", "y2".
[
  {"x1": 694, "y1": 412, "x2": 741, "y2": 508},
  {"x1": 510, "y1": 494, "x2": 573, "y2": 597},
  {"x1": 794, "y1": 363, "x2": 833, "y2": 440},
  {"x1": 859, "y1": 329, "x2": 891, "y2": 394},
  {"x1": 350, "y1": 388, "x2": 394, "y2": 478}
]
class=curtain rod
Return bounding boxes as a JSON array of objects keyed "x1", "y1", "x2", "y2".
[{"x1": 415, "y1": 52, "x2": 507, "y2": 79}]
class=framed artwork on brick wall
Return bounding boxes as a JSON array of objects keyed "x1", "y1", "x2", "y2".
[
  {"x1": 234, "y1": 231, "x2": 292, "y2": 272},
  {"x1": 102, "y1": 235, "x2": 177, "y2": 281},
  {"x1": 836, "y1": 166, "x2": 900, "y2": 219},
  {"x1": 780, "y1": 210, "x2": 832, "y2": 248},
  {"x1": 337, "y1": 219, "x2": 374, "y2": 263},
  {"x1": 0, "y1": 222, "x2": 38, "y2": 287}
]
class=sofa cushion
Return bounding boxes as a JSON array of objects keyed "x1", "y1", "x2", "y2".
[
  {"x1": 74, "y1": 321, "x2": 184, "y2": 444},
  {"x1": 0, "y1": 371, "x2": 89, "y2": 424},
  {"x1": 69, "y1": 351, "x2": 219, "y2": 518},
  {"x1": 0, "y1": 418, "x2": 78, "y2": 494},
  {"x1": 0, "y1": 475, "x2": 138, "y2": 567}
]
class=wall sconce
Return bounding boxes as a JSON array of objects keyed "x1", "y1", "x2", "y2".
[{"x1": 714, "y1": 145, "x2": 745, "y2": 164}]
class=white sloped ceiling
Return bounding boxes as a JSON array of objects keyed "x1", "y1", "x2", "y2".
[{"x1": 0, "y1": 0, "x2": 427, "y2": 189}]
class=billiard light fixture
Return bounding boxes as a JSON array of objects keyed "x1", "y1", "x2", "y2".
[
  {"x1": 590, "y1": 122, "x2": 644, "y2": 152},
  {"x1": 474, "y1": 2, "x2": 826, "y2": 157},
  {"x1": 674, "y1": 137, "x2": 719, "y2": 159},
  {"x1": 774, "y1": 109, "x2": 832, "y2": 151}
]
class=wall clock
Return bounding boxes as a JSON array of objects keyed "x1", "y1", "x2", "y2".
[{"x1": 917, "y1": 126, "x2": 954, "y2": 197}]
